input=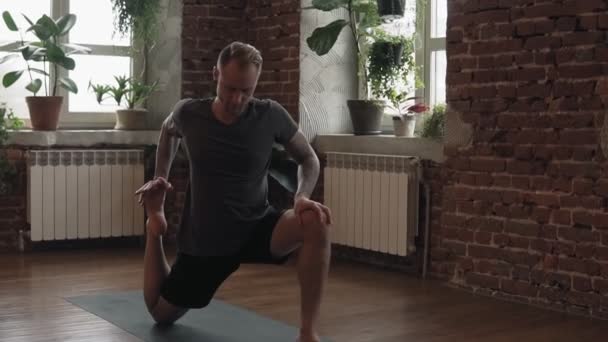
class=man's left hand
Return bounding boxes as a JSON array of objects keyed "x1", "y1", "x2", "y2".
[{"x1": 294, "y1": 196, "x2": 332, "y2": 225}]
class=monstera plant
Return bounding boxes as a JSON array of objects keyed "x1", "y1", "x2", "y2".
[
  {"x1": 0, "y1": 11, "x2": 90, "y2": 130},
  {"x1": 306, "y1": 0, "x2": 386, "y2": 135}
]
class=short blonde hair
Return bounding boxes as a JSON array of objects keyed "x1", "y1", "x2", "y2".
[{"x1": 217, "y1": 41, "x2": 263, "y2": 70}]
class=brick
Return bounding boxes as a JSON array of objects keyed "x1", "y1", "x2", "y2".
[
  {"x1": 470, "y1": 158, "x2": 506, "y2": 172},
  {"x1": 524, "y1": 36, "x2": 562, "y2": 50},
  {"x1": 556, "y1": 17, "x2": 578, "y2": 31},
  {"x1": 560, "y1": 195, "x2": 602, "y2": 209},
  {"x1": 593, "y1": 278, "x2": 608, "y2": 295},
  {"x1": 475, "y1": 231, "x2": 493, "y2": 244},
  {"x1": 466, "y1": 273, "x2": 500, "y2": 289},
  {"x1": 600, "y1": 14, "x2": 608, "y2": 28},
  {"x1": 443, "y1": 241, "x2": 468, "y2": 256},
  {"x1": 505, "y1": 220, "x2": 540, "y2": 237},
  {"x1": 469, "y1": 244, "x2": 500, "y2": 259},
  {"x1": 512, "y1": 176, "x2": 529, "y2": 190},
  {"x1": 562, "y1": 32, "x2": 604, "y2": 46},
  {"x1": 531, "y1": 207, "x2": 551, "y2": 223},
  {"x1": 524, "y1": 193, "x2": 560, "y2": 207},
  {"x1": 572, "y1": 179, "x2": 594, "y2": 195},
  {"x1": 575, "y1": 244, "x2": 596, "y2": 259},
  {"x1": 513, "y1": 266, "x2": 531, "y2": 281},
  {"x1": 559, "y1": 64, "x2": 603, "y2": 79},
  {"x1": 552, "y1": 210, "x2": 571, "y2": 225},
  {"x1": 559, "y1": 257, "x2": 601, "y2": 276},
  {"x1": 502, "y1": 279, "x2": 538, "y2": 297},
  {"x1": 476, "y1": 260, "x2": 511, "y2": 276}
]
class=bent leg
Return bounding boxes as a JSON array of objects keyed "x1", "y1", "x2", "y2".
[
  {"x1": 270, "y1": 209, "x2": 331, "y2": 341},
  {"x1": 143, "y1": 216, "x2": 188, "y2": 325}
]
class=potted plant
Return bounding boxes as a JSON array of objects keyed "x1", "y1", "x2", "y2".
[
  {"x1": 0, "y1": 103, "x2": 24, "y2": 195},
  {"x1": 420, "y1": 103, "x2": 445, "y2": 140},
  {"x1": 306, "y1": 0, "x2": 385, "y2": 135},
  {"x1": 90, "y1": 76, "x2": 158, "y2": 130},
  {"x1": 390, "y1": 96, "x2": 428, "y2": 137},
  {"x1": 0, "y1": 12, "x2": 90, "y2": 130},
  {"x1": 377, "y1": 0, "x2": 406, "y2": 19}
]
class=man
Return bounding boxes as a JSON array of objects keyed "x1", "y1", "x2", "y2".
[{"x1": 135, "y1": 41, "x2": 332, "y2": 342}]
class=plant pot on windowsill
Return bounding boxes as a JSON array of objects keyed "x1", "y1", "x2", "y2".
[
  {"x1": 377, "y1": 0, "x2": 406, "y2": 20},
  {"x1": 115, "y1": 108, "x2": 147, "y2": 130},
  {"x1": 25, "y1": 96, "x2": 63, "y2": 131},
  {"x1": 347, "y1": 100, "x2": 386, "y2": 135},
  {"x1": 392, "y1": 115, "x2": 416, "y2": 137}
]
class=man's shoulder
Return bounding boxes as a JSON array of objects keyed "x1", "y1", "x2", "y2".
[{"x1": 250, "y1": 97, "x2": 286, "y2": 114}]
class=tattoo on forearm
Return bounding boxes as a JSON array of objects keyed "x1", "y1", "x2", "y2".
[{"x1": 286, "y1": 131, "x2": 319, "y2": 199}]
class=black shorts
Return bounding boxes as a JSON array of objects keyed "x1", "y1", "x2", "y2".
[{"x1": 160, "y1": 207, "x2": 291, "y2": 309}]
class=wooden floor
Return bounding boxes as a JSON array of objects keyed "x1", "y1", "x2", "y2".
[{"x1": 1, "y1": 247, "x2": 607, "y2": 342}]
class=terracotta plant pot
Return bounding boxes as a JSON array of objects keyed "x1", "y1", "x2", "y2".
[
  {"x1": 347, "y1": 100, "x2": 386, "y2": 135},
  {"x1": 115, "y1": 109, "x2": 147, "y2": 130},
  {"x1": 25, "y1": 96, "x2": 63, "y2": 131}
]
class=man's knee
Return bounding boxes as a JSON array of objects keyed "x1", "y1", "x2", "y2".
[
  {"x1": 148, "y1": 296, "x2": 189, "y2": 326},
  {"x1": 300, "y1": 210, "x2": 330, "y2": 244}
]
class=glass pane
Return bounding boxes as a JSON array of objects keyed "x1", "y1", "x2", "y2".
[
  {"x1": 431, "y1": 50, "x2": 446, "y2": 106},
  {"x1": 69, "y1": 55, "x2": 131, "y2": 112},
  {"x1": 0, "y1": 1, "x2": 51, "y2": 44},
  {"x1": 0, "y1": 52, "x2": 48, "y2": 119},
  {"x1": 432, "y1": 0, "x2": 447, "y2": 38},
  {"x1": 69, "y1": 0, "x2": 130, "y2": 46}
]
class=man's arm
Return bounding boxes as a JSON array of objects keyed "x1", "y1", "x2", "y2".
[
  {"x1": 155, "y1": 114, "x2": 181, "y2": 179},
  {"x1": 283, "y1": 130, "x2": 320, "y2": 200}
]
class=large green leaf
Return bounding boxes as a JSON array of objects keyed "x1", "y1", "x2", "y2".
[
  {"x1": 56, "y1": 14, "x2": 76, "y2": 36},
  {"x1": 306, "y1": 19, "x2": 349, "y2": 56},
  {"x1": 59, "y1": 56, "x2": 75, "y2": 70},
  {"x1": 37, "y1": 15, "x2": 59, "y2": 36},
  {"x1": 20, "y1": 46, "x2": 46, "y2": 61},
  {"x1": 2, "y1": 70, "x2": 24, "y2": 87},
  {"x1": 46, "y1": 42, "x2": 65, "y2": 63},
  {"x1": 27, "y1": 24, "x2": 53, "y2": 41},
  {"x1": 311, "y1": 0, "x2": 349, "y2": 11},
  {"x1": 58, "y1": 77, "x2": 78, "y2": 94},
  {"x1": 25, "y1": 79, "x2": 42, "y2": 94},
  {"x1": 2, "y1": 11, "x2": 18, "y2": 31},
  {"x1": 0, "y1": 53, "x2": 19, "y2": 64}
]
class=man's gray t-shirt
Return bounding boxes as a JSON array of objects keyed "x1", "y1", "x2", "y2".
[{"x1": 170, "y1": 97, "x2": 299, "y2": 257}]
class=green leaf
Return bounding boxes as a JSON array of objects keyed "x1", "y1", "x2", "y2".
[
  {"x1": 20, "y1": 46, "x2": 46, "y2": 60},
  {"x1": 22, "y1": 14, "x2": 34, "y2": 27},
  {"x1": 2, "y1": 12, "x2": 18, "y2": 31},
  {"x1": 27, "y1": 24, "x2": 53, "y2": 41},
  {"x1": 2, "y1": 70, "x2": 24, "y2": 87},
  {"x1": 45, "y1": 42, "x2": 65, "y2": 63},
  {"x1": 37, "y1": 15, "x2": 59, "y2": 36},
  {"x1": 306, "y1": 20, "x2": 349, "y2": 56},
  {"x1": 311, "y1": 0, "x2": 349, "y2": 11},
  {"x1": 30, "y1": 68, "x2": 50, "y2": 77},
  {"x1": 56, "y1": 14, "x2": 76, "y2": 36},
  {"x1": 59, "y1": 56, "x2": 75, "y2": 70},
  {"x1": 58, "y1": 77, "x2": 78, "y2": 94},
  {"x1": 0, "y1": 53, "x2": 19, "y2": 64},
  {"x1": 25, "y1": 79, "x2": 42, "y2": 94}
]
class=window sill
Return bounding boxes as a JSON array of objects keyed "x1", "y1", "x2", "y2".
[
  {"x1": 7, "y1": 129, "x2": 160, "y2": 147},
  {"x1": 312, "y1": 134, "x2": 445, "y2": 163}
]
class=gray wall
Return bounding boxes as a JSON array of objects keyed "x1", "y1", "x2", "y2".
[
  {"x1": 146, "y1": 0, "x2": 183, "y2": 129},
  {"x1": 299, "y1": 0, "x2": 356, "y2": 142}
]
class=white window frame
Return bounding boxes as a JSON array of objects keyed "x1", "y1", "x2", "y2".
[
  {"x1": 0, "y1": 0, "x2": 139, "y2": 129},
  {"x1": 377, "y1": 0, "x2": 447, "y2": 133}
]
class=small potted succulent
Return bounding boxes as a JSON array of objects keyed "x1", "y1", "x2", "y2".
[{"x1": 89, "y1": 76, "x2": 158, "y2": 130}]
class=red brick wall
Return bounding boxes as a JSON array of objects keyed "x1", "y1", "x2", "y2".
[
  {"x1": 437, "y1": 0, "x2": 608, "y2": 317},
  {"x1": 182, "y1": 0, "x2": 300, "y2": 119},
  {"x1": 0, "y1": 148, "x2": 27, "y2": 251}
]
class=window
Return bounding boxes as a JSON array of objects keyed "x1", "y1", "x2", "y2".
[
  {"x1": 376, "y1": 0, "x2": 447, "y2": 132},
  {"x1": 0, "y1": 0, "x2": 135, "y2": 128}
]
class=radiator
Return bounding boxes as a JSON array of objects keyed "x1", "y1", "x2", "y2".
[
  {"x1": 324, "y1": 152, "x2": 419, "y2": 256},
  {"x1": 27, "y1": 149, "x2": 145, "y2": 242}
]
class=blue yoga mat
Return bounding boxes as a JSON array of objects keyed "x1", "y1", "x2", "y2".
[{"x1": 65, "y1": 290, "x2": 331, "y2": 342}]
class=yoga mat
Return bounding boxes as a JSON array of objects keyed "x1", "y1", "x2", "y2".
[{"x1": 65, "y1": 290, "x2": 331, "y2": 342}]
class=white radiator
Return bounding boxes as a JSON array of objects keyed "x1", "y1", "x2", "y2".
[
  {"x1": 27, "y1": 149, "x2": 145, "y2": 242},
  {"x1": 324, "y1": 152, "x2": 419, "y2": 256}
]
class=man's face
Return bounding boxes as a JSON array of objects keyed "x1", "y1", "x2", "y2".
[{"x1": 214, "y1": 60, "x2": 260, "y2": 116}]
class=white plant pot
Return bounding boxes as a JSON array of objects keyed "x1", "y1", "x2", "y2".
[{"x1": 393, "y1": 115, "x2": 416, "y2": 137}]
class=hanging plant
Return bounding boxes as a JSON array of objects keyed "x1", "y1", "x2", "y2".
[
  {"x1": 377, "y1": 0, "x2": 406, "y2": 19},
  {"x1": 110, "y1": 0, "x2": 161, "y2": 83}
]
